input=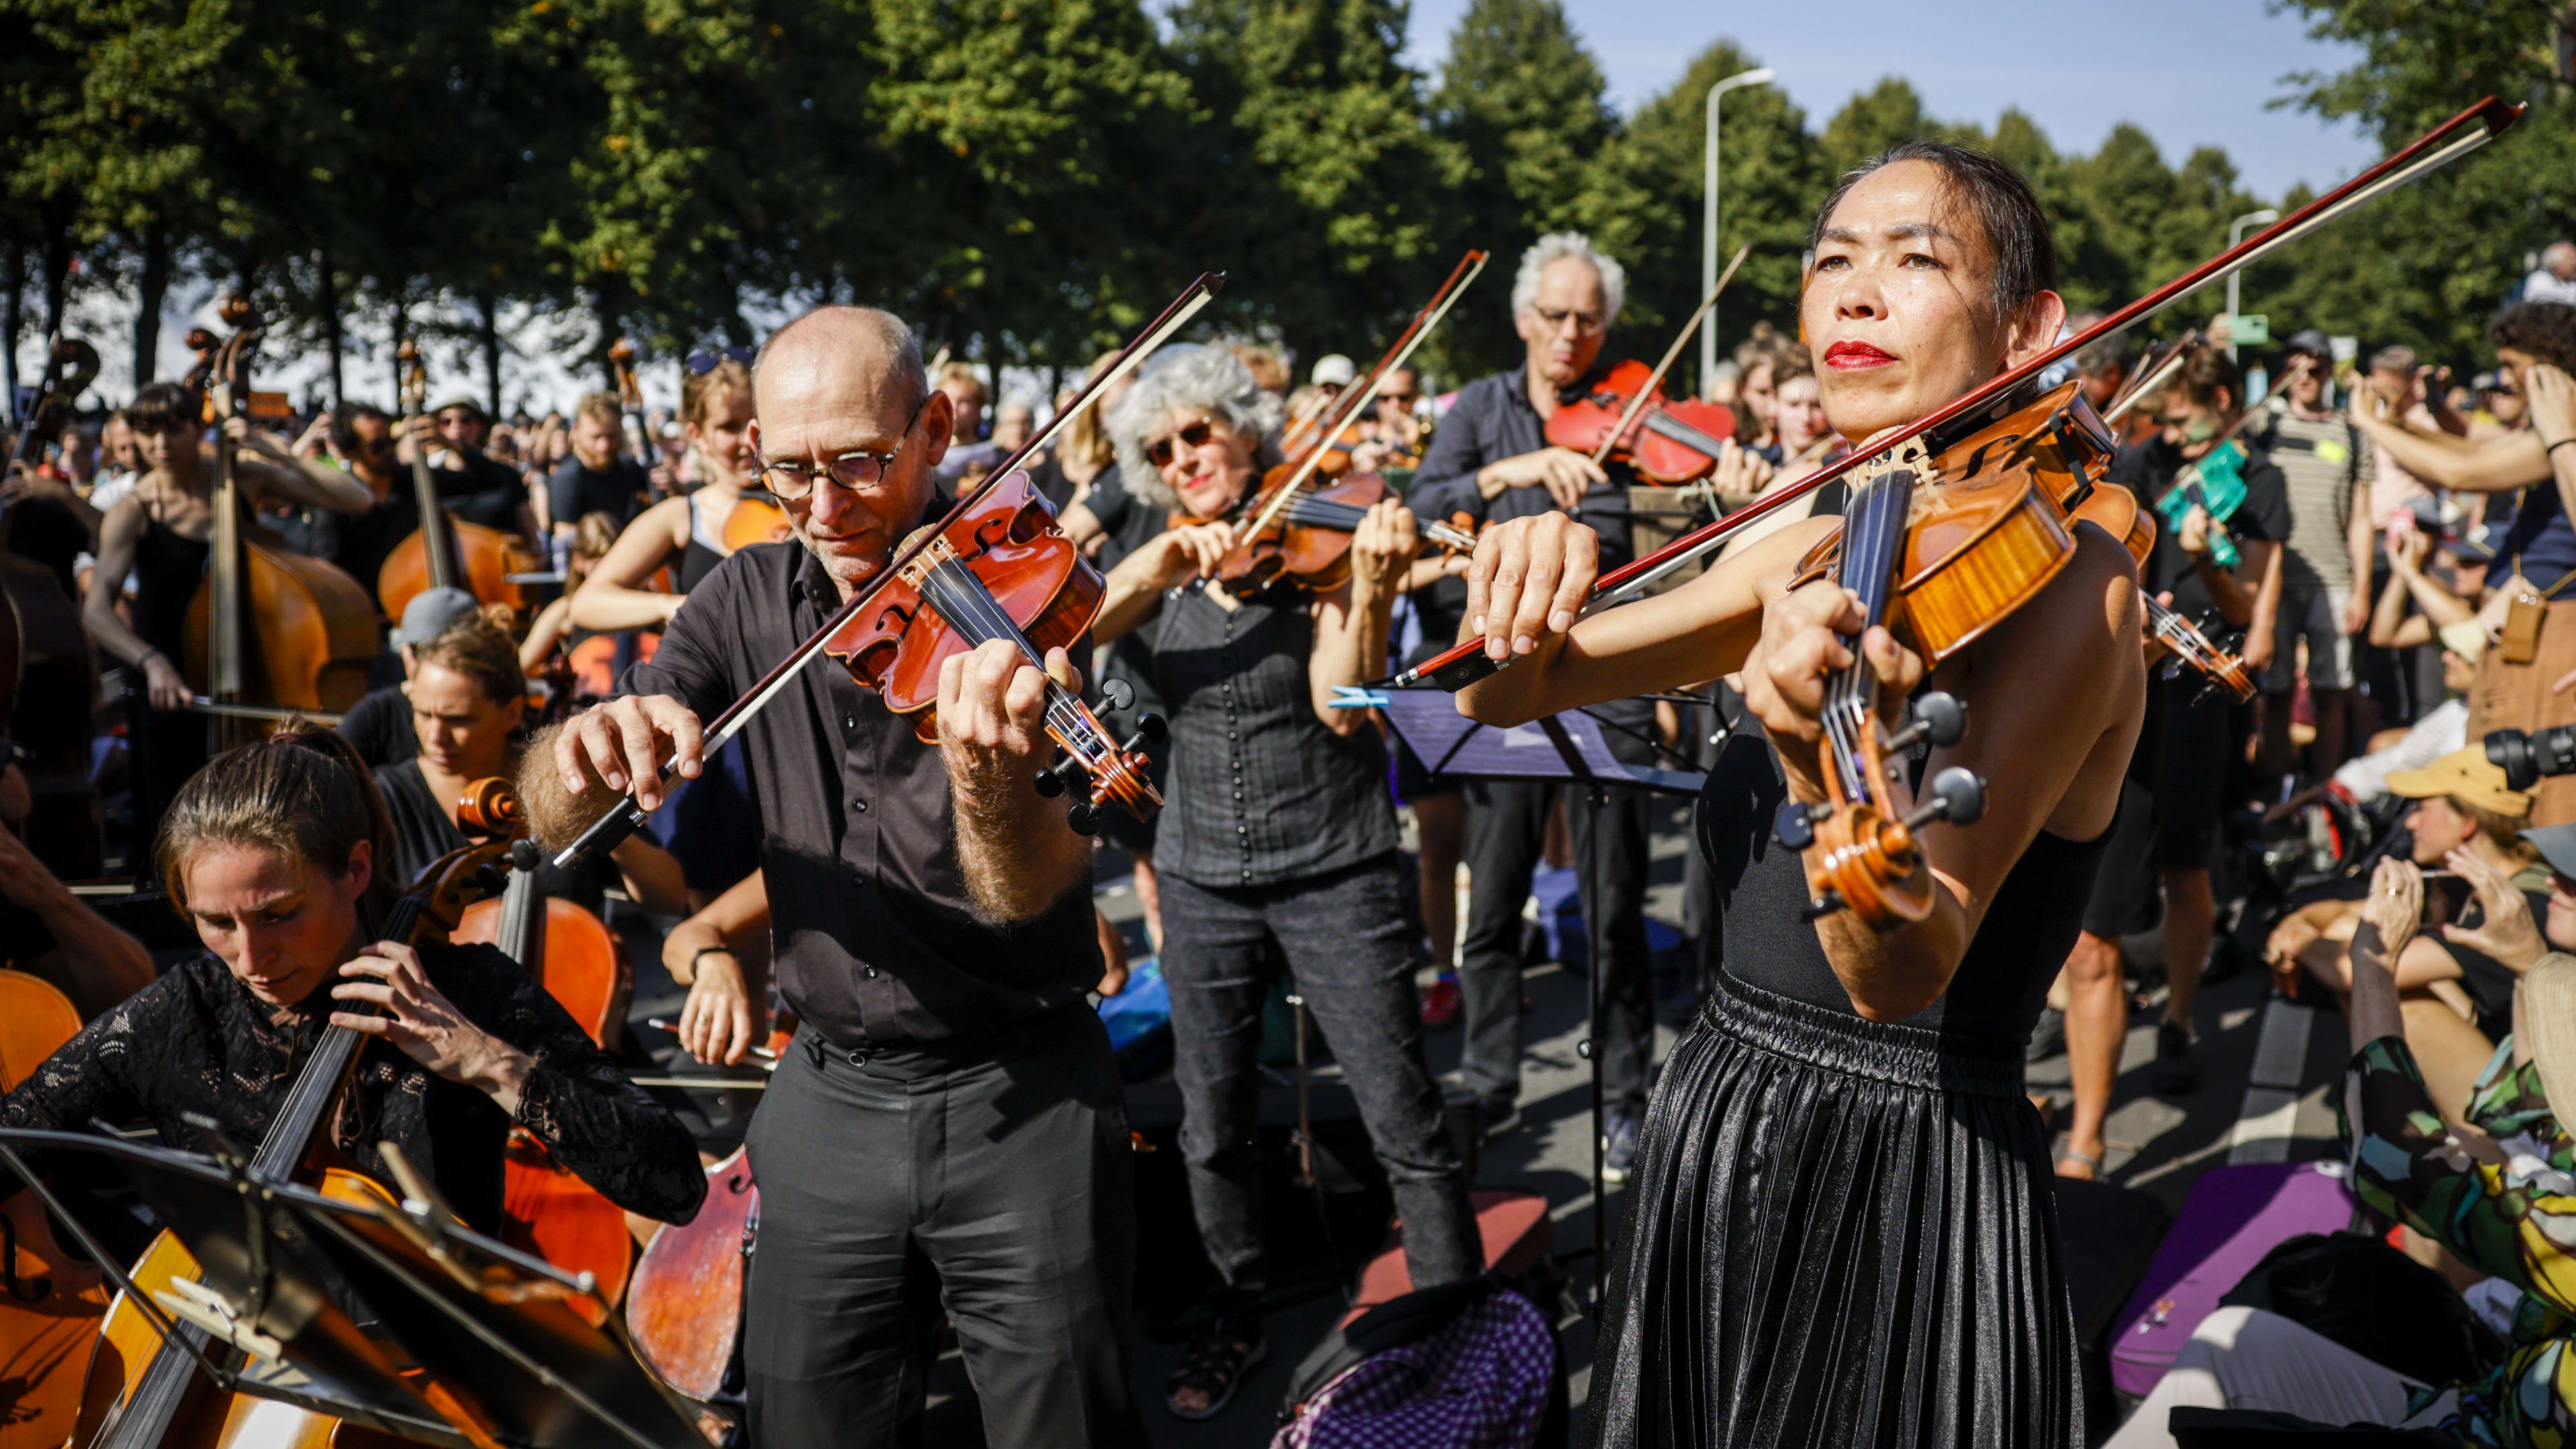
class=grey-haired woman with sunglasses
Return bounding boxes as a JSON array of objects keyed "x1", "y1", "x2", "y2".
[{"x1": 1087, "y1": 343, "x2": 1479, "y2": 1422}]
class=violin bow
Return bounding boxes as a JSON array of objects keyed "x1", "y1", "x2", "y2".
[
  {"x1": 554, "y1": 272, "x2": 1227, "y2": 868},
  {"x1": 1215, "y1": 250, "x2": 1489, "y2": 565},
  {"x1": 1394, "y1": 93, "x2": 2523, "y2": 688},
  {"x1": 2101, "y1": 329, "x2": 2201, "y2": 423},
  {"x1": 1582, "y1": 243, "x2": 1752, "y2": 471}
]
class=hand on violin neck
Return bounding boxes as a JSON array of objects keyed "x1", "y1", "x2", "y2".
[
  {"x1": 547, "y1": 696, "x2": 704, "y2": 816},
  {"x1": 1347, "y1": 500, "x2": 1417, "y2": 604},
  {"x1": 1464, "y1": 511, "x2": 1598, "y2": 663},
  {"x1": 1152, "y1": 522, "x2": 1235, "y2": 590},
  {"x1": 938, "y1": 640, "x2": 1078, "y2": 801},
  {"x1": 1739, "y1": 579, "x2": 1925, "y2": 804}
]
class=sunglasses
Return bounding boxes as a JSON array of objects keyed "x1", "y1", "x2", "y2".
[
  {"x1": 686, "y1": 345, "x2": 757, "y2": 376},
  {"x1": 1145, "y1": 420, "x2": 1218, "y2": 468}
]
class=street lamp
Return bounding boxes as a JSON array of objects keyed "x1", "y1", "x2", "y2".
[
  {"x1": 2224, "y1": 207, "x2": 2280, "y2": 360},
  {"x1": 1702, "y1": 66, "x2": 1775, "y2": 398}
]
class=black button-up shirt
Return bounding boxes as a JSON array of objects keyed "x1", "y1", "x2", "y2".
[{"x1": 621, "y1": 543, "x2": 1101, "y2": 1046}]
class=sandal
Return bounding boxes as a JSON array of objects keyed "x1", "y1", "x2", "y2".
[
  {"x1": 1166, "y1": 1323, "x2": 1267, "y2": 1421},
  {"x1": 2055, "y1": 1142, "x2": 2104, "y2": 1180}
]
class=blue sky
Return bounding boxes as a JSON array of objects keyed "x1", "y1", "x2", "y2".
[{"x1": 1399, "y1": 0, "x2": 2385, "y2": 201}]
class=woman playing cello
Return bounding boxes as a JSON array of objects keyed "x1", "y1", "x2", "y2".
[
  {"x1": 1456, "y1": 142, "x2": 2145, "y2": 1447},
  {"x1": 0, "y1": 724, "x2": 704, "y2": 1237}
]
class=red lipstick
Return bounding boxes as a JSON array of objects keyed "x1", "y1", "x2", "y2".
[{"x1": 1824, "y1": 340, "x2": 1896, "y2": 370}]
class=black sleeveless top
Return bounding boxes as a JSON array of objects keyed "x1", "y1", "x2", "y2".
[
  {"x1": 133, "y1": 513, "x2": 212, "y2": 660},
  {"x1": 678, "y1": 492, "x2": 729, "y2": 593},
  {"x1": 1696, "y1": 727, "x2": 2108, "y2": 1051}
]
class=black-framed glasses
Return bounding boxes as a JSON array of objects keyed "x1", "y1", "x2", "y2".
[
  {"x1": 1145, "y1": 419, "x2": 1218, "y2": 468},
  {"x1": 686, "y1": 345, "x2": 757, "y2": 376},
  {"x1": 755, "y1": 394, "x2": 929, "y2": 500}
]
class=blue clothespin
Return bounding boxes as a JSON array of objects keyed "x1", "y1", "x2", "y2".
[{"x1": 1330, "y1": 686, "x2": 1391, "y2": 710}]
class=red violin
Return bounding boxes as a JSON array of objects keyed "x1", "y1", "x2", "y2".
[{"x1": 1545, "y1": 359, "x2": 1738, "y2": 485}]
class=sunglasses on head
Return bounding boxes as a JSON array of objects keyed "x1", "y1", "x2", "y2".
[
  {"x1": 1145, "y1": 420, "x2": 1217, "y2": 468},
  {"x1": 686, "y1": 345, "x2": 757, "y2": 376}
]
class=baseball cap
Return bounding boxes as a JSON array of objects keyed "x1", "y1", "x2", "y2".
[
  {"x1": 2523, "y1": 822, "x2": 2576, "y2": 882},
  {"x1": 431, "y1": 396, "x2": 488, "y2": 422},
  {"x1": 1310, "y1": 354, "x2": 1357, "y2": 388},
  {"x1": 2384, "y1": 745, "x2": 2532, "y2": 818},
  {"x1": 2437, "y1": 620, "x2": 2487, "y2": 664},
  {"x1": 393, "y1": 587, "x2": 482, "y2": 647},
  {"x1": 2284, "y1": 328, "x2": 2332, "y2": 360}
]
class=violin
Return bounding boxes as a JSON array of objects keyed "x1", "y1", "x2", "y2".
[
  {"x1": 74, "y1": 832, "x2": 508, "y2": 1448},
  {"x1": 0, "y1": 969, "x2": 109, "y2": 1449},
  {"x1": 180, "y1": 301, "x2": 380, "y2": 753},
  {"x1": 2, "y1": 335, "x2": 106, "y2": 877},
  {"x1": 445, "y1": 780, "x2": 637, "y2": 1326},
  {"x1": 720, "y1": 491, "x2": 794, "y2": 553},
  {"x1": 1544, "y1": 358, "x2": 1738, "y2": 484},
  {"x1": 549, "y1": 270, "x2": 1227, "y2": 866},
  {"x1": 377, "y1": 341, "x2": 541, "y2": 627},
  {"x1": 824, "y1": 469, "x2": 1163, "y2": 833},
  {"x1": 1399, "y1": 96, "x2": 2525, "y2": 694},
  {"x1": 2061, "y1": 462, "x2": 2255, "y2": 702}
]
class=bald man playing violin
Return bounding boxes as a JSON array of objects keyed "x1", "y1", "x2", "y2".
[
  {"x1": 539, "y1": 306, "x2": 1142, "y2": 1448},
  {"x1": 1465, "y1": 146, "x2": 2142, "y2": 1448}
]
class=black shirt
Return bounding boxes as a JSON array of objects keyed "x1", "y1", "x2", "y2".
[
  {"x1": 549, "y1": 457, "x2": 650, "y2": 533},
  {"x1": 1, "y1": 947, "x2": 706, "y2": 1233},
  {"x1": 1140, "y1": 579, "x2": 1398, "y2": 889},
  {"x1": 337, "y1": 683, "x2": 417, "y2": 768},
  {"x1": 2111, "y1": 435, "x2": 2292, "y2": 622},
  {"x1": 376, "y1": 759, "x2": 612, "y2": 913},
  {"x1": 619, "y1": 541, "x2": 1102, "y2": 1046}
]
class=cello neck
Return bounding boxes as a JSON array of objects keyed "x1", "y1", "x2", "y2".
[
  {"x1": 410, "y1": 419, "x2": 462, "y2": 593},
  {"x1": 209, "y1": 427, "x2": 247, "y2": 706},
  {"x1": 495, "y1": 841, "x2": 545, "y2": 969}
]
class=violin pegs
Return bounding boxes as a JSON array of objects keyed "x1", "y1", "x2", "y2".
[
  {"x1": 1122, "y1": 712, "x2": 1168, "y2": 750},
  {"x1": 1885, "y1": 692, "x2": 1968, "y2": 755},
  {"x1": 1067, "y1": 802, "x2": 1102, "y2": 835},
  {"x1": 1773, "y1": 799, "x2": 1819, "y2": 852},
  {"x1": 1099, "y1": 677, "x2": 1136, "y2": 713},
  {"x1": 1801, "y1": 888, "x2": 1846, "y2": 922},
  {"x1": 1032, "y1": 765, "x2": 1067, "y2": 800},
  {"x1": 1901, "y1": 767, "x2": 1987, "y2": 833}
]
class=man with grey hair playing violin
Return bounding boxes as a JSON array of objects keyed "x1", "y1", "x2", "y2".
[
  {"x1": 534, "y1": 305, "x2": 1143, "y2": 1447},
  {"x1": 1456, "y1": 143, "x2": 2145, "y2": 1446}
]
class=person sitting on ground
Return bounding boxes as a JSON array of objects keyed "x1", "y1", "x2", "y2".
[
  {"x1": 2269, "y1": 745, "x2": 2550, "y2": 1118},
  {"x1": 2108, "y1": 842, "x2": 2576, "y2": 1448}
]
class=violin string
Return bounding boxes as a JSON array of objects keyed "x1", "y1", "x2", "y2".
[{"x1": 920, "y1": 559, "x2": 1108, "y2": 762}]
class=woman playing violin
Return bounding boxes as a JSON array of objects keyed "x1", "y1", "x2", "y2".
[
  {"x1": 564, "y1": 355, "x2": 767, "y2": 907},
  {"x1": 1090, "y1": 345, "x2": 1477, "y2": 1423},
  {"x1": 1458, "y1": 142, "x2": 2145, "y2": 1448},
  {"x1": 0, "y1": 724, "x2": 704, "y2": 1237}
]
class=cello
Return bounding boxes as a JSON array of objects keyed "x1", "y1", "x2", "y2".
[
  {"x1": 0, "y1": 969, "x2": 109, "y2": 1449},
  {"x1": 2, "y1": 335, "x2": 106, "y2": 877},
  {"x1": 375, "y1": 341, "x2": 541, "y2": 627},
  {"x1": 180, "y1": 301, "x2": 380, "y2": 752},
  {"x1": 445, "y1": 782, "x2": 638, "y2": 1324},
  {"x1": 72, "y1": 835, "x2": 509, "y2": 1448}
]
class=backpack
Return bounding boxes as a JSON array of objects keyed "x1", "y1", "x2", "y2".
[{"x1": 1273, "y1": 1277, "x2": 1560, "y2": 1449}]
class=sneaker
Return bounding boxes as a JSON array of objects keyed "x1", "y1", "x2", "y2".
[
  {"x1": 2025, "y1": 1005, "x2": 2068, "y2": 1063},
  {"x1": 1479, "y1": 1097, "x2": 1522, "y2": 1141},
  {"x1": 1419, "y1": 974, "x2": 1462, "y2": 1030},
  {"x1": 1601, "y1": 1112, "x2": 1641, "y2": 1186},
  {"x1": 2153, "y1": 1020, "x2": 2198, "y2": 1095}
]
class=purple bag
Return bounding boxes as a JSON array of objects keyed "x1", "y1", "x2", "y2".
[
  {"x1": 2110, "y1": 1161, "x2": 2357, "y2": 1397},
  {"x1": 1273, "y1": 1282, "x2": 1556, "y2": 1449}
]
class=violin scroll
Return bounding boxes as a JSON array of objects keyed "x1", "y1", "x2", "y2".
[{"x1": 1774, "y1": 692, "x2": 1987, "y2": 932}]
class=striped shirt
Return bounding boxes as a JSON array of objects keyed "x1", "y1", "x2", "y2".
[{"x1": 2253, "y1": 405, "x2": 2370, "y2": 594}]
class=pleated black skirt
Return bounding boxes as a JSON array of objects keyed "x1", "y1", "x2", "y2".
[{"x1": 1586, "y1": 967, "x2": 2082, "y2": 1448}]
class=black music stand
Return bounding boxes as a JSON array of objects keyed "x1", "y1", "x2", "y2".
[
  {"x1": 0, "y1": 1127, "x2": 707, "y2": 1449},
  {"x1": 1339, "y1": 686, "x2": 1705, "y2": 1310}
]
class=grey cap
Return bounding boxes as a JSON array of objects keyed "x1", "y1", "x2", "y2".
[
  {"x1": 2523, "y1": 822, "x2": 2576, "y2": 882},
  {"x1": 2284, "y1": 328, "x2": 2332, "y2": 360},
  {"x1": 393, "y1": 586, "x2": 481, "y2": 647}
]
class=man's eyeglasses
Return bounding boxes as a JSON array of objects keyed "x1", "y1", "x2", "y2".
[
  {"x1": 1145, "y1": 419, "x2": 1218, "y2": 468},
  {"x1": 686, "y1": 345, "x2": 757, "y2": 376},
  {"x1": 755, "y1": 394, "x2": 929, "y2": 500},
  {"x1": 1531, "y1": 306, "x2": 1606, "y2": 336}
]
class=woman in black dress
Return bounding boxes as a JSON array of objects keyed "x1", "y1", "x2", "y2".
[
  {"x1": 0, "y1": 723, "x2": 704, "y2": 1237},
  {"x1": 1457, "y1": 142, "x2": 2147, "y2": 1447}
]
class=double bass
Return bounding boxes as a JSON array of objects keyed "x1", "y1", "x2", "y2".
[
  {"x1": 375, "y1": 342, "x2": 541, "y2": 626},
  {"x1": 180, "y1": 300, "x2": 380, "y2": 751},
  {"x1": 2, "y1": 334, "x2": 106, "y2": 876}
]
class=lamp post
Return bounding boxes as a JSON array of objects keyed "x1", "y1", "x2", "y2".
[
  {"x1": 2224, "y1": 208, "x2": 2280, "y2": 360},
  {"x1": 1701, "y1": 66, "x2": 1775, "y2": 398}
]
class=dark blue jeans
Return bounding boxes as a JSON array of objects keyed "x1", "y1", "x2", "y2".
[{"x1": 1158, "y1": 853, "x2": 1479, "y2": 1302}]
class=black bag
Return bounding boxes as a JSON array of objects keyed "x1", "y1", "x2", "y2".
[{"x1": 2218, "y1": 1230, "x2": 2506, "y2": 1389}]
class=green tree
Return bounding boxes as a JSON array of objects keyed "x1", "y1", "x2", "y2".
[
  {"x1": 1817, "y1": 76, "x2": 1937, "y2": 180},
  {"x1": 1428, "y1": 0, "x2": 1613, "y2": 375}
]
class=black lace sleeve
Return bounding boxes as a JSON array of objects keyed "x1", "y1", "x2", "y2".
[
  {"x1": 1, "y1": 977, "x2": 180, "y2": 1137},
  {"x1": 428, "y1": 944, "x2": 707, "y2": 1224}
]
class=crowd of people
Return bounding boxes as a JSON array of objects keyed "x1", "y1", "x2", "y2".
[{"x1": 7, "y1": 133, "x2": 2576, "y2": 1448}]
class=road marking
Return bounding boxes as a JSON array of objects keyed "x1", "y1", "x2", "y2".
[{"x1": 2228, "y1": 996, "x2": 2318, "y2": 1163}]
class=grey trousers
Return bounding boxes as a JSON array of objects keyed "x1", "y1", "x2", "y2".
[{"x1": 743, "y1": 1004, "x2": 1145, "y2": 1447}]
